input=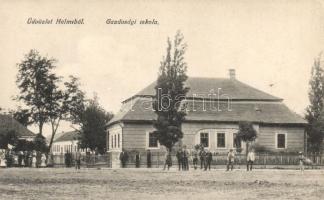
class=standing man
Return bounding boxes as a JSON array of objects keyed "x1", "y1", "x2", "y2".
[
  {"x1": 176, "y1": 148, "x2": 183, "y2": 171},
  {"x1": 146, "y1": 150, "x2": 152, "y2": 168},
  {"x1": 36, "y1": 151, "x2": 42, "y2": 168},
  {"x1": 199, "y1": 148, "x2": 206, "y2": 169},
  {"x1": 298, "y1": 151, "x2": 305, "y2": 173},
  {"x1": 75, "y1": 150, "x2": 81, "y2": 170},
  {"x1": 226, "y1": 149, "x2": 235, "y2": 171},
  {"x1": 182, "y1": 146, "x2": 189, "y2": 171},
  {"x1": 119, "y1": 149, "x2": 128, "y2": 168},
  {"x1": 205, "y1": 150, "x2": 213, "y2": 171},
  {"x1": 163, "y1": 150, "x2": 172, "y2": 170},
  {"x1": 246, "y1": 149, "x2": 255, "y2": 171},
  {"x1": 192, "y1": 149, "x2": 198, "y2": 170},
  {"x1": 135, "y1": 151, "x2": 141, "y2": 168}
]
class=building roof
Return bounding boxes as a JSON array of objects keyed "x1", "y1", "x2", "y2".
[
  {"x1": 109, "y1": 76, "x2": 306, "y2": 126},
  {"x1": 124, "y1": 77, "x2": 282, "y2": 103},
  {"x1": 0, "y1": 114, "x2": 35, "y2": 137},
  {"x1": 108, "y1": 98, "x2": 306, "y2": 126},
  {"x1": 54, "y1": 131, "x2": 80, "y2": 142}
]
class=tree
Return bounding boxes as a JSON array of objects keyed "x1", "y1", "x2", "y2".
[
  {"x1": 79, "y1": 97, "x2": 113, "y2": 154},
  {"x1": 0, "y1": 129, "x2": 18, "y2": 149},
  {"x1": 10, "y1": 107, "x2": 32, "y2": 127},
  {"x1": 46, "y1": 76, "x2": 85, "y2": 154},
  {"x1": 14, "y1": 140, "x2": 34, "y2": 152},
  {"x1": 16, "y1": 50, "x2": 86, "y2": 154},
  {"x1": 16, "y1": 50, "x2": 57, "y2": 136},
  {"x1": 305, "y1": 54, "x2": 324, "y2": 154},
  {"x1": 33, "y1": 134, "x2": 48, "y2": 153},
  {"x1": 152, "y1": 31, "x2": 189, "y2": 152},
  {"x1": 237, "y1": 121, "x2": 257, "y2": 154}
]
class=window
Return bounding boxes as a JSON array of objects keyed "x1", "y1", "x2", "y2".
[
  {"x1": 200, "y1": 132, "x2": 209, "y2": 147},
  {"x1": 277, "y1": 133, "x2": 286, "y2": 149},
  {"x1": 217, "y1": 133, "x2": 226, "y2": 148},
  {"x1": 114, "y1": 135, "x2": 116, "y2": 149},
  {"x1": 111, "y1": 135, "x2": 113, "y2": 148},
  {"x1": 148, "y1": 132, "x2": 158, "y2": 148},
  {"x1": 118, "y1": 134, "x2": 120, "y2": 148}
]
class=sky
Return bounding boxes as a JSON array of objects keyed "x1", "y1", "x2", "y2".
[{"x1": 0, "y1": 0, "x2": 324, "y2": 137}]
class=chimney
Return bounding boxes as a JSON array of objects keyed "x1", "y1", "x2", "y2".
[{"x1": 229, "y1": 69, "x2": 236, "y2": 80}]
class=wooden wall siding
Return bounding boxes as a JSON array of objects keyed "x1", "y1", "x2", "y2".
[
  {"x1": 181, "y1": 122, "x2": 240, "y2": 151},
  {"x1": 258, "y1": 126, "x2": 304, "y2": 152},
  {"x1": 122, "y1": 123, "x2": 156, "y2": 151},
  {"x1": 107, "y1": 123, "x2": 123, "y2": 151},
  {"x1": 117, "y1": 122, "x2": 305, "y2": 153}
]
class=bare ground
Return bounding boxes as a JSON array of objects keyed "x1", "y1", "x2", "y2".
[{"x1": 0, "y1": 168, "x2": 323, "y2": 200}]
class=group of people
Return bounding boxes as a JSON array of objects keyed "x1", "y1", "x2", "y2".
[
  {"x1": 226, "y1": 148, "x2": 255, "y2": 171},
  {"x1": 0, "y1": 149, "x2": 47, "y2": 168},
  {"x1": 174, "y1": 146, "x2": 191, "y2": 170},
  {"x1": 198, "y1": 149, "x2": 213, "y2": 170},
  {"x1": 171, "y1": 147, "x2": 256, "y2": 172},
  {"x1": 64, "y1": 150, "x2": 86, "y2": 170}
]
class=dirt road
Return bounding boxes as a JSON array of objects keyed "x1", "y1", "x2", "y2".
[{"x1": 0, "y1": 168, "x2": 323, "y2": 200}]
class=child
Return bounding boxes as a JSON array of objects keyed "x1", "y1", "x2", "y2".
[
  {"x1": 226, "y1": 149, "x2": 235, "y2": 171},
  {"x1": 247, "y1": 149, "x2": 255, "y2": 171}
]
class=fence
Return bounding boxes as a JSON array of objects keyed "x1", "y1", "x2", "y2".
[
  {"x1": 51, "y1": 151, "x2": 324, "y2": 168},
  {"x1": 52, "y1": 153, "x2": 111, "y2": 168}
]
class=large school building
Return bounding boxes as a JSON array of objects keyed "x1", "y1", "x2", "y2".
[{"x1": 107, "y1": 70, "x2": 306, "y2": 167}]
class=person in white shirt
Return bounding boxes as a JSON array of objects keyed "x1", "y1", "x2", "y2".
[
  {"x1": 226, "y1": 149, "x2": 235, "y2": 171},
  {"x1": 247, "y1": 149, "x2": 255, "y2": 171}
]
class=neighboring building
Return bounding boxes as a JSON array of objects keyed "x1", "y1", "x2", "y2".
[
  {"x1": 107, "y1": 70, "x2": 306, "y2": 166},
  {"x1": 51, "y1": 131, "x2": 81, "y2": 155},
  {"x1": 0, "y1": 114, "x2": 35, "y2": 141}
]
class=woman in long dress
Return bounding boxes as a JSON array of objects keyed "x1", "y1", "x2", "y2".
[
  {"x1": 0, "y1": 149, "x2": 6, "y2": 168},
  {"x1": 40, "y1": 154, "x2": 47, "y2": 167},
  {"x1": 32, "y1": 151, "x2": 37, "y2": 168}
]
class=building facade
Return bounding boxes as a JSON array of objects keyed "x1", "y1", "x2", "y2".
[
  {"x1": 107, "y1": 70, "x2": 306, "y2": 167},
  {"x1": 51, "y1": 131, "x2": 81, "y2": 155}
]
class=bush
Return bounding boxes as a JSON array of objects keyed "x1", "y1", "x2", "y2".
[
  {"x1": 236, "y1": 147, "x2": 243, "y2": 153},
  {"x1": 254, "y1": 144, "x2": 268, "y2": 153}
]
